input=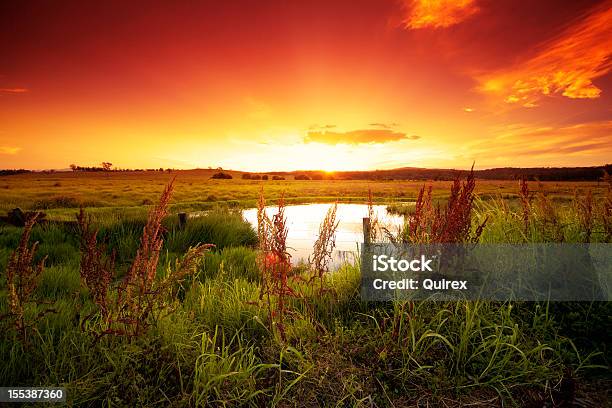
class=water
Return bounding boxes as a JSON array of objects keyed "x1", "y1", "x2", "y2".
[{"x1": 242, "y1": 203, "x2": 406, "y2": 266}]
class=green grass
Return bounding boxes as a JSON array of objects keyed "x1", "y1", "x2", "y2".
[
  {"x1": 1, "y1": 170, "x2": 607, "y2": 216},
  {"x1": 0, "y1": 177, "x2": 610, "y2": 406}
]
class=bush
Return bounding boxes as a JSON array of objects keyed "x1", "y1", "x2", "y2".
[
  {"x1": 211, "y1": 172, "x2": 232, "y2": 180},
  {"x1": 272, "y1": 175, "x2": 285, "y2": 180},
  {"x1": 241, "y1": 174, "x2": 251, "y2": 180},
  {"x1": 294, "y1": 174, "x2": 310, "y2": 180}
]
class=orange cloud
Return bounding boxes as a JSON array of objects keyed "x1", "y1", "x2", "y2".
[
  {"x1": 305, "y1": 129, "x2": 418, "y2": 144},
  {"x1": 0, "y1": 88, "x2": 29, "y2": 95},
  {"x1": 403, "y1": 0, "x2": 479, "y2": 29},
  {"x1": 479, "y1": 1, "x2": 612, "y2": 107},
  {"x1": 0, "y1": 146, "x2": 22, "y2": 155},
  {"x1": 465, "y1": 121, "x2": 612, "y2": 164}
]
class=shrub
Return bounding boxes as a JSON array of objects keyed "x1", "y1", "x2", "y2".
[
  {"x1": 294, "y1": 174, "x2": 310, "y2": 181},
  {"x1": 211, "y1": 172, "x2": 233, "y2": 180},
  {"x1": 272, "y1": 175, "x2": 285, "y2": 181}
]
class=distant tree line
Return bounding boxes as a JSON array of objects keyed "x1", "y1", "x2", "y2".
[
  {"x1": 0, "y1": 169, "x2": 31, "y2": 176},
  {"x1": 241, "y1": 173, "x2": 269, "y2": 180},
  {"x1": 337, "y1": 165, "x2": 612, "y2": 182},
  {"x1": 69, "y1": 163, "x2": 174, "y2": 173}
]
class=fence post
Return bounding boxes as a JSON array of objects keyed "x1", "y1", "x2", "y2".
[
  {"x1": 363, "y1": 217, "x2": 371, "y2": 246},
  {"x1": 178, "y1": 212, "x2": 188, "y2": 229}
]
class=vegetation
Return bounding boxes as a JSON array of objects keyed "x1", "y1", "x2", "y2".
[
  {"x1": 211, "y1": 172, "x2": 233, "y2": 180},
  {"x1": 0, "y1": 172, "x2": 610, "y2": 406}
]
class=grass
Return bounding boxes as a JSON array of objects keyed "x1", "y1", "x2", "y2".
[
  {"x1": 0, "y1": 174, "x2": 610, "y2": 406},
  {"x1": 1, "y1": 170, "x2": 608, "y2": 217}
]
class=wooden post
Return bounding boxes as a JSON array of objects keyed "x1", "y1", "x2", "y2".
[
  {"x1": 363, "y1": 217, "x2": 371, "y2": 246},
  {"x1": 178, "y1": 212, "x2": 188, "y2": 229}
]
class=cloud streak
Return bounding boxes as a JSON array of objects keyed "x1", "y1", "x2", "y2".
[
  {"x1": 305, "y1": 129, "x2": 419, "y2": 145},
  {"x1": 479, "y1": 1, "x2": 612, "y2": 106},
  {"x1": 0, "y1": 146, "x2": 22, "y2": 155},
  {"x1": 0, "y1": 88, "x2": 29, "y2": 95},
  {"x1": 402, "y1": 0, "x2": 479, "y2": 29},
  {"x1": 466, "y1": 121, "x2": 612, "y2": 163}
]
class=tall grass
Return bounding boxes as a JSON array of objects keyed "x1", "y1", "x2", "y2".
[
  {"x1": 386, "y1": 167, "x2": 487, "y2": 243},
  {"x1": 309, "y1": 202, "x2": 339, "y2": 292},
  {"x1": 0, "y1": 175, "x2": 610, "y2": 405},
  {"x1": 2, "y1": 213, "x2": 50, "y2": 342}
]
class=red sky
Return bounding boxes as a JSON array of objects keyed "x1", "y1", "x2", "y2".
[{"x1": 1, "y1": 0, "x2": 611, "y2": 171}]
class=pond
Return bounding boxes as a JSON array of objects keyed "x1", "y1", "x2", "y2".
[{"x1": 242, "y1": 203, "x2": 406, "y2": 266}]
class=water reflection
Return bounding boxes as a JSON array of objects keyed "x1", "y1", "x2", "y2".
[{"x1": 242, "y1": 203, "x2": 406, "y2": 266}]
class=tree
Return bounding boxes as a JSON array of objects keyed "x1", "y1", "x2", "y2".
[
  {"x1": 101, "y1": 162, "x2": 113, "y2": 171},
  {"x1": 211, "y1": 172, "x2": 232, "y2": 179},
  {"x1": 69, "y1": 164, "x2": 78, "y2": 172}
]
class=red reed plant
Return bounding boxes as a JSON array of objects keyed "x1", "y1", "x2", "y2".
[
  {"x1": 77, "y1": 208, "x2": 114, "y2": 320},
  {"x1": 388, "y1": 166, "x2": 487, "y2": 244},
  {"x1": 256, "y1": 190, "x2": 296, "y2": 341},
  {"x1": 309, "y1": 202, "x2": 339, "y2": 292},
  {"x1": 78, "y1": 178, "x2": 211, "y2": 339},
  {"x1": 1, "y1": 213, "x2": 52, "y2": 343}
]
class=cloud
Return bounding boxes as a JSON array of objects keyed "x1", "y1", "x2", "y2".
[
  {"x1": 368, "y1": 122, "x2": 400, "y2": 129},
  {"x1": 402, "y1": 0, "x2": 479, "y2": 29},
  {"x1": 0, "y1": 146, "x2": 22, "y2": 155},
  {"x1": 0, "y1": 88, "x2": 29, "y2": 95},
  {"x1": 465, "y1": 121, "x2": 612, "y2": 162},
  {"x1": 478, "y1": 2, "x2": 612, "y2": 106},
  {"x1": 305, "y1": 129, "x2": 418, "y2": 145},
  {"x1": 308, "y1": 124, "x2": 337, "y2": 130}
]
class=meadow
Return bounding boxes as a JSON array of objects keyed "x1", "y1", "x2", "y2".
[{"x1": 0, "y1": 170, "x2": 610, "y2": 406}]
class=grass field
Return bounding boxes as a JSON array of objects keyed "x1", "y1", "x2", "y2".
[
  {"x1": 0, "y1": 170, "x2": 610, "y2": 406},
  {"x1": 0, "y1": 170, "x2": 608, "y2": 215}
]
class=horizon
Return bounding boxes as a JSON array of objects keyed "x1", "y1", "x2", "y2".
[
  {"x1": 1, "y1": 0, "x2": 611, "y2": 171},
  {"x1": 5, "y1": 162, "x2": 611, "y2": 174}
]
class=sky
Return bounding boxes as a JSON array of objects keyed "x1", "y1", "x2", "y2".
[{"x1": 1, "y1": 0, "x2": 611, "y2": 171}]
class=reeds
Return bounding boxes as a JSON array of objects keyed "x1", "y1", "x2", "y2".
[
  {"x1": 1, "y1": 212, "x2": 50, "y2": 342},
  {"x1": 309, "y1": 202, "x2": 339, "y2": 292},
  {"x1": 573, "y1": 189, "x2": 594, "y2": 242},
  {"x1": 77, "y1": 178, "x2": 211, "y2": 338},
  {"x1": 77, "y1": 208, "x2": 114, "y2": 319},
  {"x1": 367, "y1": 188, "x2": 379, "y2": 242},
  {"x1": 256, "y1": 190, "x2": 295, "y2": 340},
  {"x1": 602, "y1": 171, "x2": 612, "y2": 242},
  {"x1": 389, "y1": 166, "x2": 487, "y2": 243},
  {"x1": 534, "y1": 182, "x2": 564, "y2": 242},
  {"x1": 519, "y1": 178, "x2": 531, "y2": 232},
  {"x1": 115, "y1": 179, "x2": 175, "y2": 337}
]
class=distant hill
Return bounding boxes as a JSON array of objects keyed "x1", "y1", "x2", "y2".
[
  {"x1": 2, "y1": 164, "x2": 610, "y2": 181},
  {"x1": 276, "y1": 164, "x2": 612, "y2": 181}
]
